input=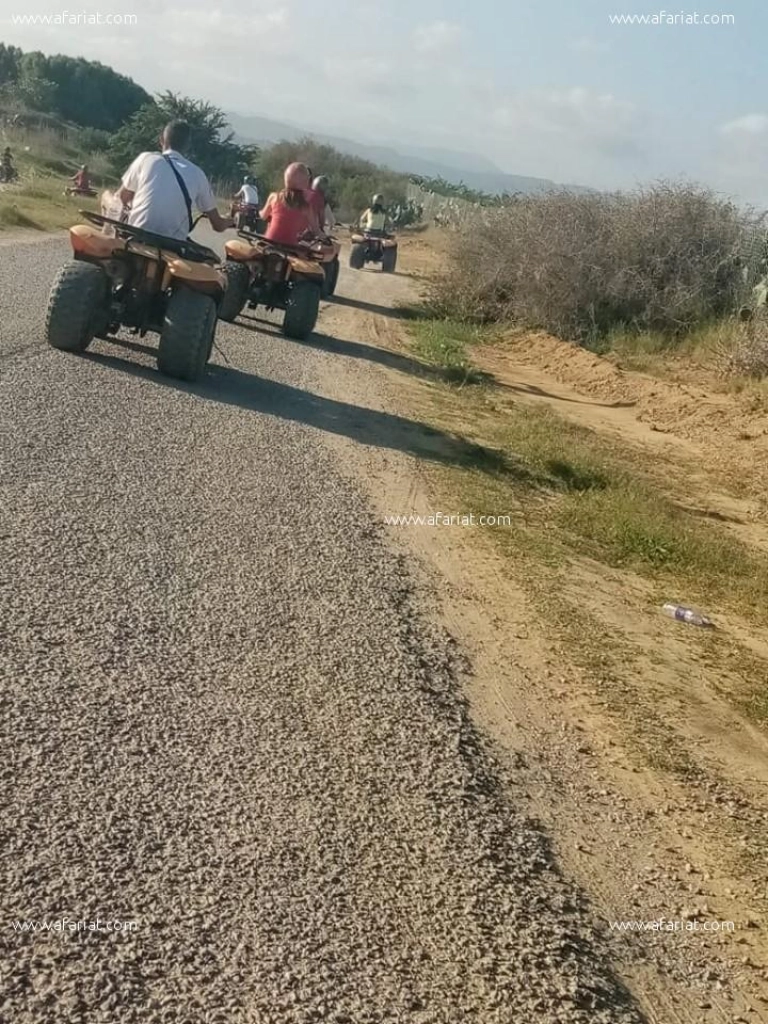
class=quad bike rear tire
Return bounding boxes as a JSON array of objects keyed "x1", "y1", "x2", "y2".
[
  {"x1": 322, "y1": 257, "x2": 340, "y2": 298},
  {"x1": 349, "y1": 242, "x2": 366, "y2": 270},
  {"x1": 381, "y1": 246, "x2": 398, "y2": 273},
  {"x1": 219, "y1": 260, "x2": 250, "y2": 322},
  {"x1": 46, "y1": 260, "x2": 109, "y2": 353},
  {"x1": 157, "y1": 287, "x2": 217, "y2": 383},
  {"x1": 283, "y1": 281, "x2": 320, "y2": 340}
]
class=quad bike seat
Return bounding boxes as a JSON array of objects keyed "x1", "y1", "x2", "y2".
[{"x1": 80, "y1": 211, "x2": 219, "y2": 264}]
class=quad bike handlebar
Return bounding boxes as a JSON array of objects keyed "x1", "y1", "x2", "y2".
[
  {"x1": 235, "y1": 227, "x2": 325, "y2": 261},
  {"x1": 79, "y1": 210, "x2": 219, "y2": 264}
]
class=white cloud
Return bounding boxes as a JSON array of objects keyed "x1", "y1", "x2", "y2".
[
  {"x1": 492, "y1": 87, "x2": 637, "y2": 139},
  {"x1": 720, "y1": 114, "x2": 768, "y2": 136},
  {"x1": 570, "y1": 36, "x2": 610, "y2": 53},
  {"x1": 413, "y1": 20, "x2": 462, "y2": 53}
]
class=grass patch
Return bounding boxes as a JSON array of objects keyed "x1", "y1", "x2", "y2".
[
  {"x1": 0, "y1": 174, "x2": 101, "y2": 232},
  {"x1": 602, "y1": 319, "x2": 744, "y2": 376},
  {"x1": 0, "y1": 205, "x2": 41, "y2": 229},
  {"x1": 408, "y1": 317, "x2": 502, "y2": 385},
  {"x1": 409, "y1": 319, "x2": 768, "y2": 627},
  {"x1": 410, "y1": 318, "x2": 486, "y2": 383}
]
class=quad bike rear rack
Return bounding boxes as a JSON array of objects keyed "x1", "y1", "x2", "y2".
[{"x1": 79, "y1": 211, "x2": 219, "y2": 265}]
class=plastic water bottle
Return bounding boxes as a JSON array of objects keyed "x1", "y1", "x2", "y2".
[{"x1": 662, "y1": 603, "x2": 714, "y2": 628}]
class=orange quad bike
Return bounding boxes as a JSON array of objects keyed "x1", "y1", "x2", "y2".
[
  {"x1": 45, "y1": 211, "x2": 226, "y2": 382},
  {"x1": 231, "y1": 199, "x2": 267, "y2": 234},
  {"x1": 218, "y1": 229, "x2": 326, "y2": 340},
  {"x1": 349, "y1": 228, "x2": 397, "y2": 273}
]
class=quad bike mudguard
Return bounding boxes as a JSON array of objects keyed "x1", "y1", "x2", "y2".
[
  {"x1": 165, "y1": 257, "x2": 225, "y2": 294},
  {"x1": 70, "y1": 223, "x2": 126, "y2": 259},
  {"x1": 225, "y1": 238, "x2": 260, "y2": 262},
  {"x1": 290, "y1": 257, "x2": 324, "y2": 280}
]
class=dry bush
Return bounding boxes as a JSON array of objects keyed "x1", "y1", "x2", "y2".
[
  {"x1": 428, "y1": 182, "x2": 755, "y2": 344},
  {"x1": 726, "y1": 311, "x2": 768, "y2": 379}
]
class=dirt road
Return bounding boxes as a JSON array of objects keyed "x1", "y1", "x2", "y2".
[{"x1": 0, "y1": 230, "x2": 651, "y2": 1023}]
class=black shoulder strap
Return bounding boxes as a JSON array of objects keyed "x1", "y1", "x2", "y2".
[{"x1": 163, "y1": 154, "x2": 193, "y2": 234}]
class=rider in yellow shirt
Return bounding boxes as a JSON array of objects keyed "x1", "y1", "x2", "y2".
[{"x1": 359, "y1": 194, "x2": 389, "y2": 232}]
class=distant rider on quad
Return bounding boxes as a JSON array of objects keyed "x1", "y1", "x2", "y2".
[
  {"x1": 359, "y1": 194, "x2": 389, "y2": 233},
  {"x1": 231, "y1": 174, "x2": 260, "y2": 215},
  {"x1": 259, "y1": 162, "x2": 320, "y2": 246},
  {"x1": 73, "y1": 164, "x2": 91, "y2": 191},
  {"x1": 1, "y1": 146, "x2": 16, "y2": 182},
  {"x1": 113, "y1": 120, "x2": 233, "y2": 240},
  {"x1": 308, "y1": 175, "x2": 336, "y2": 233}
]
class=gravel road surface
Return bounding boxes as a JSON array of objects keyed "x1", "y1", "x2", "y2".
[{"x1": 1, "y1": 231, "x2": 645, "y2": 1023}]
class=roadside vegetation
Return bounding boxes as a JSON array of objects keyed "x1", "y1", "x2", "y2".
[
  {"x1": 408, "y1": 174, "x2": 515, "y2": 207},
  {"x1": 0, "y1": 43, "x2": 410, "y2": 231},
  {"x1": 426, "y1": 183, "x2": 768, "y2": 379}
]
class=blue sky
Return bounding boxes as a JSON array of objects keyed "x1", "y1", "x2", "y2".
[{"x1": 1, "y1": 0, "x2": 766, "y2": 202}]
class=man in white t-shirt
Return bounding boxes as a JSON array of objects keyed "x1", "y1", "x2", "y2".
[
  {"x1": 116, "y1": 120, "x2": 233, "y2": 241},
  {"x1": 234, "y1": 176, "x2": 260, "y2": 207}
]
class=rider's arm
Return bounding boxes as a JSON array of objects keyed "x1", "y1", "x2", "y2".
[
  {"x1": 119, "y1": 153, "x2": 145, "y2": 208},
  {"x1": 204, "y1": 207, "x2": 234, "y2": 232},
  {"x1": 259, "y1": 193, "x2": 276, "y2": 221},
  {"x1": 196, "y1": 174, "x2": 234, "y2": 232},
  {"x1": 306, "y1": 202, "x2": 320, "y2": 235}
]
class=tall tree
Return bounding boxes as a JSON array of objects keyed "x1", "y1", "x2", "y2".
[{"x1": 109, "y1": 92, "x2": 257, "y2": 186}]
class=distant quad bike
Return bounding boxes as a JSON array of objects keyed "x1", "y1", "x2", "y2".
[
  {"x1": 315, "y1": 234, "x2": 341, "y2": 297},
  {"x1": 64, "y1": 185, "x2": 98, "y2": 198},
  {"x1": 349, "y1": 229, "x2": 397, "y2": 273},
  {"x1": 45, "y1": 211, "x2": 225, "y2": 382},
  {"x1": 218, "y1": 229, "x2": 325, "y2": 339},
  {"x1": 232, "y1": 200, "x2": 266, "y2": 234}
]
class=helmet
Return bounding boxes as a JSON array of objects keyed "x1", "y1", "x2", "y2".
[
  {"x1": 243, "y1": 175, "x2": 252, "y2": 184},
  {"x1": 312, "y1": 175, "x2": 329, "y2": 194},
  {"x1": 372, "y1": 193, "x2": 384, "y2": 206},
  {"x1": 284, "y1": 162, "x2": 310, "y2": 191}
]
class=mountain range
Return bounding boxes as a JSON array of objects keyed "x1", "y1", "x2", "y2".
[{"x1": 226, "y1": 111, "x2": 590, "y2": 196}]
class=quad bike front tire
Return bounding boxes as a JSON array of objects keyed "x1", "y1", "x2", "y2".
[
  {"x1": 157, "y1": 287, "x2": 217, "y2": 383},
  {"x1": 283, "y1": 281, "x2": 321, "y2": 340},
  {"x1": 219, "y1": 260, "x2": 250, "y2": 322},
  {"x1": 46, "y1": 260, "x2": 109, "y2": 353},
  {"x1": 381, "y1": 246, "x2": 398, "y2": 273},
  {"x1": 349, "y1": 243, "x2": 366, "y2": 270}
]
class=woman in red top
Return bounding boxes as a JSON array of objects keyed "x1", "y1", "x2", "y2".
[{"x1": 259, "y1": 162, "x2": 319, "y2": 246}]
